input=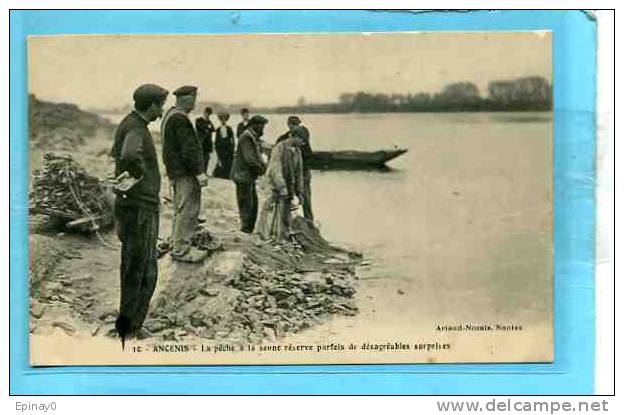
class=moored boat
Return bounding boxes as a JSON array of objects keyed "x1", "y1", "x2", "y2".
[{"x1": 308, "y1": 148, "x2": 408, "y2": 170}]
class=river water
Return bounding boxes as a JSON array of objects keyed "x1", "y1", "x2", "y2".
[{"x1": 105, "y1": 111, "x2": 554, "y2": 361}]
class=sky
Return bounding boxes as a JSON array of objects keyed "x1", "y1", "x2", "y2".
[{"x1": 28, "y1": 32, "x2": 552, "y2": 110}]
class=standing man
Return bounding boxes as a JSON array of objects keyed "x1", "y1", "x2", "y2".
[
  {"x1": 231, "y1": 115, "x2": 269, "y2": 233},
  {"x1": 110, "y1": 83, "x2": 168, "y2": 344},
  {"x1": 276, "y1": 116, "x2": 314, "y2": 222},
  {"x1": 161, "y1": 85, "x2": 208, "y2": 263},
  {"x1": 259, "y1": 125, "x2": 307, "y2": 241},
  {"x1": 195, "y1": 106, "x2": 215, "y2": 174},
  {"x1": 236, "y1": 107, "x2": 251, "y2": 138}
]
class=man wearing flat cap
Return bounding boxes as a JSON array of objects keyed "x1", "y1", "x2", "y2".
[
  {"x1": 161, "y1": 85, "x2": 208, "y2": 263},
  {"x1": 110, "y1": 83, "x2": 168, "y2": 343},
  {"x1": 231, "y1": 115, "x2": 269, "y2": 233},
  {"x1": 236, "y1": 108, "x2": 251, "y2": 138}
]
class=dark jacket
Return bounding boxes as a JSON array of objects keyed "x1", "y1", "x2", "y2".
[
  {"x1": 213, "y1": 125, "x2": 235, "y2": 179},
  {"x1": 162, "y1": 111, "x2": 204, "y2": 178},
  {"x1": 236, "y1": 120, "x2": 249, "y2": 138},
  {"x1": 215, "y1": 125, "x2": 235, "y2": 159},
  {"x1": 275, "y1": 125, "x2": 313, "y2": 171},
  {"x1": 231, "y1": 128, "x2": 266, "y2": 183},
  {"x1": 195, "y1": 116, "x2": 215, "y2": 154},
  {"x1": 111, "y1": 111, "x2": 161, "y2": 210}
]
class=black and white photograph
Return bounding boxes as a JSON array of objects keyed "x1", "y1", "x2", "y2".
[{"x1": 27, "y1": 32, "x2": 554, "y2": 365}]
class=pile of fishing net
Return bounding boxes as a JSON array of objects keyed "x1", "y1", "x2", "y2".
[
  {"x1": 246, "y1": 217, "x2": 362, "y2": 272},
  {"x1": 29, "y1": 153, "x2": 114, "y2": 233}
]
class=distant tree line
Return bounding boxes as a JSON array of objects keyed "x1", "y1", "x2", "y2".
[{"x1": 265, "y1": 76, "x2": 552, "y2": 114}]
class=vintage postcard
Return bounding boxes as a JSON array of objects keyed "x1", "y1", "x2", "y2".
[{"x1": 27, "y1": 31, "x2": 553, "y2": 365}]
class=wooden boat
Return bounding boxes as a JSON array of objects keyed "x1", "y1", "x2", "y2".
[{"x1": 308, "y1": 148, "x2": 408, "y2": 170}]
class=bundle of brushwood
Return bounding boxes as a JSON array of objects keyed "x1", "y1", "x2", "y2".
[{"x1": 30, "y1": 153, "x2": 113, "y2": 233}]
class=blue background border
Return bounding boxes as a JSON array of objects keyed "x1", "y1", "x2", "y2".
[{"x1": 9, "y1": 10, "x2": 596, "y2": 395}]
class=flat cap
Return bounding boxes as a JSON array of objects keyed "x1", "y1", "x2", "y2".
[
  {"x1": 133, "y1": 84, "x2": 168, "y2": 103},
  {"x1": 287, "y1": 115, "x2": 302, "y2": 125},
  {"x1": 249, "y1": 115, "x2": 269, "y2": 125},
  {"x1": 173, "y1": 85, "x2": 198, "y2": 97}
]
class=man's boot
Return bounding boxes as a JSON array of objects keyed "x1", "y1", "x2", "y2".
[{"x1": 172, "y1": 246, "x2": 208, "y2": 263}]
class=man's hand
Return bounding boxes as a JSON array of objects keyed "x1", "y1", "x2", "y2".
[
  {"x1": 296, "y1": 193, "x2": 305, "y2": 205},
  {"x1": 113, "y1": 171, "x2": 141, "y2": 193},
  {"x1": 196, "y1": 173, "x2": 208, "y2": 187},
  {"x1": 259, "y1": 140, "x2": 274, "y2": 151}
]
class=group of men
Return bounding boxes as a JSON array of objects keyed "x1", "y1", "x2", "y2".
[
  {"x1": 110, "y1": 83, "x2": 314, "y2": 341},
  {"x1": 194, "y1": 106, "x2": 250, "y2": 177}
]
